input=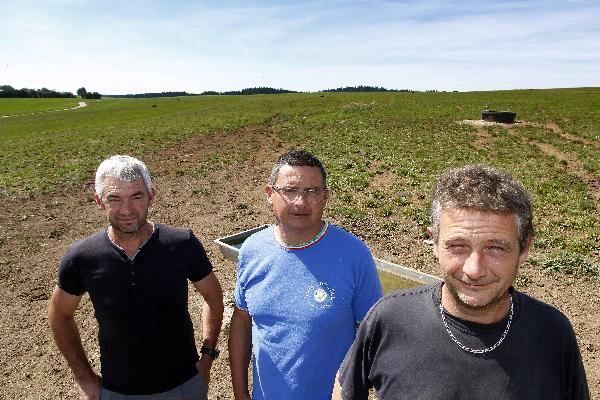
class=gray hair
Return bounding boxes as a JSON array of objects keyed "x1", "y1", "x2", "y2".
[
  {"x1": 95, "y1": 155, "x2": 152, "y2": 197},
  {"x1": 269, "y1": 149, "x2": 327, "y2": 187},
  {"x1": 430, "y1": 164, "x2": 534, "y2": 252}
]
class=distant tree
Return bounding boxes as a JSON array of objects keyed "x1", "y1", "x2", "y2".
[
  {"x1": 0, "y1": 85, "x2": 74, "y2": 98},
  {"x1": 77, "y1": 87, "x2": 87, "y2": 97},
  {"x1": 0, "y1": 85, "x2": 17, "y2": 97},
  {"x1": 84, "y1": 91, "x2": 102, "y2": 99}
]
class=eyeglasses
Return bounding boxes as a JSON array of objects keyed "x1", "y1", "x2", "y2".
[{"x1": 272, "y1": 186, "x2": 328, "y2": 204}]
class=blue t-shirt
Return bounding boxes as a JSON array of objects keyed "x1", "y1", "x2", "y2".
[{"x1": 235, "y1": 223, "x2": 383, "y2": 400}]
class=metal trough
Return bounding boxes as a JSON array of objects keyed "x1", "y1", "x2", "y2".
[
  {"x1": 214, "y1": 225, "x2": 440, "y2": 285},
  {"x1": 481, "y1": 110, "x2": 517, "y2": 123}
]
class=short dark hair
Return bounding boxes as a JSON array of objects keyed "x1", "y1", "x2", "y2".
[
  {"x1": 269, "y1": 150, "x2": 327, "y2": 187},
  {"x1": 430, "y1": 164, "x2": 534, "y2": 252}
]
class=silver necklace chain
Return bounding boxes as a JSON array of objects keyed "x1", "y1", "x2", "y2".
[{"x1": 439, "y1": 294, "x2": 513, "y2": 354}]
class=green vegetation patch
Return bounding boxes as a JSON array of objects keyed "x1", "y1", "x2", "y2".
[{"x1": 1, "y1": 89, "x2": 599, "y2": 277}]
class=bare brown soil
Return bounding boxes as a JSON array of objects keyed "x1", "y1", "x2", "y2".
[{"x1": 0, "y1": 123, "x2": 598, "y2": 398}]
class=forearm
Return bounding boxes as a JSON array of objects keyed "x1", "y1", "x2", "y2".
[
  {"x1": 201, "y1": 297, "x2": 224, "y2": 348},
  {"x1": 48, "y1": 313, "x2": 98, "y2": 385},
  {"x1": 228, "y1": 312, "x2": 252, "y2": 399},
  {"x1": 331, "y1": 373, "x2": 344, "y2": 400}
]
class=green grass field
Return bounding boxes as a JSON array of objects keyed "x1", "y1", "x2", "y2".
[
  {"x1": 0, "y1": 98, "x2": 83, "y2": 116},
  {"x1": 1, "y1": 89, "x2": 598, "y2": 275}
]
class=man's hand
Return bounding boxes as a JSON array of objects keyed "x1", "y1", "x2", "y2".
[
  {"x1": 78, "y1": 373, "x2": 101, "y2": 400},
  {"x1": 196, "y1": 355, "x2": 213, "y2": 383}
]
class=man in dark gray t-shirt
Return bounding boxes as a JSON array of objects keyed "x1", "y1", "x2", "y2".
[
  {"x1": 48, "y1": 155, "x2": 224, "y2": 400},
  {"x1": 333, "y1": 164, "x2": 589, "y2": 400}
]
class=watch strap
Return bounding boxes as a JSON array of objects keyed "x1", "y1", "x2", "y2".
[{"x1": 200, "y1": 345, "x2": 220, "y2": 359}]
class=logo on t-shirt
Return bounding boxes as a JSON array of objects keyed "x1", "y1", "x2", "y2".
[{"x1": 305, "y1": 281, "x2": 335, "y2": 309}]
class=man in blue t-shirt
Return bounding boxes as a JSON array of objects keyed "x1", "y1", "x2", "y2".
[{"x1": 228, "y1": 150, "x2": 382, "y2": 400}]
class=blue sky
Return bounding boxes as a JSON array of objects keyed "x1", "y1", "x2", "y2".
[{"x1": 2, "y1": 0, "x2": 599, "y2": 94}]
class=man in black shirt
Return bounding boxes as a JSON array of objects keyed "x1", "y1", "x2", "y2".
[
  {"x1": 333, "y1": 164, "x2": 589, "y2": 400},
  {"x1": 49, "y1": 155, "x2": 224, "y2": 399}
]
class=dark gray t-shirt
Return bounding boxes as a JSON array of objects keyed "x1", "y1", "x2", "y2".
[
  {"x1": 58, "y1": 223, "x2": 212, "y2": 394},
  {"x1": 338, "y1": 283, "x2": 589, "y2": 399}
]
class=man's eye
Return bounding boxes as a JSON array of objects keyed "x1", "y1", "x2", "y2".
[
  {"x1": 448, "y1": 244, "x2": 467, "y2": 252},
  {"x1": 282, "y1": 188, "x2": 299, "y2": 194},
  {"x1": 489, "y1": 246, "x2": 506, "y2": 252}
]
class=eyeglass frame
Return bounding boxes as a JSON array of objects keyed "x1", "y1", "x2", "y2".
[{"x1": 271, "y1": 185, "x2": 329, "y2": 204}]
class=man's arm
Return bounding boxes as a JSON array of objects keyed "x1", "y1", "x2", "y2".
[
  {"x1": 331, "y1": 372, "x2": 345, "y2": 400},
  {"x1": 192, "y1": 271, "x2": 224, "y2": 383},
  {"x1": 48, "y1": 286, "x2": 101, "y2": 400},
  {"x1": 228, "y1": 305, "x2": 252, "y2": 400}
]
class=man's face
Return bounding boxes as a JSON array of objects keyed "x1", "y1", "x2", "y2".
[
  {"x1": 434, "y1": 208, "x2": 530, "y2": 312},
  {"x1": 266, "y1": 165, "x2": 328, "y2": 237},
  {"x1": 94, "y1": 176, "x2": 154, "y2": 235}
]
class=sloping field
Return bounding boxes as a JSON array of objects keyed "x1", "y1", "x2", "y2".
[{"x1": 0, "y1": 89, "x2": 598, "y2": 398}]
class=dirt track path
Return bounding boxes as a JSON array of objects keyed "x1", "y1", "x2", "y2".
[{"x1": 1, "y1": 101, "x2": 87, "y2": 118}]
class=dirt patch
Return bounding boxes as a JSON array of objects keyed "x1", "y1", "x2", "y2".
[
  {"x1": 1, "y1": 123, "x2": 598, "y2": 398},
  {"x1": 457, "y1": 120, "x2": 495, "y2": 149}
]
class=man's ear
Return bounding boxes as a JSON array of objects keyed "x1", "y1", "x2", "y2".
[
  {"x1": 427, "y1": 227, "x2": 439, "y2": 257},
  {"x1": 518, "y1": 235, "x2": 534, "y2": 266},
  {"x1": 265, "y1": 185, "x2": 274, "y2": 205},
  {"x1": 148, "y1": 187, "x2": 156, "y2": 206},
  {"x1": 94, "y1": 193, "x2": 104, "y2": 210}
]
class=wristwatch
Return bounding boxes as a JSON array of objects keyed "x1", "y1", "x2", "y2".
[{"x1": 200, "y1": 345, "x2": 220, "y2": 359}]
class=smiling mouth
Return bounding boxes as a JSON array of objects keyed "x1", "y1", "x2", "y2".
[{"x1": 458, "y1": 280, "x2": 492, "y2": 288}]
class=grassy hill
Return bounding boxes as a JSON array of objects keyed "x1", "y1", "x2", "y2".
[{"x1": 1, "y1": 89, "x2": 598, "y2": 274}]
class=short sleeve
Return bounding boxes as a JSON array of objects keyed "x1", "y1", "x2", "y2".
[
  {"x1": 187, "y1": 232, "x2": 213, "y2": 282},
  {"x1": 352, "y1": 248, "x2": 383, "y2": 322},
  {"x1": 233, "y1": 251, "x2": 248, "y2": 311},
  {"x1": 338, "y1": 308, "x2": 377, "y2": 399},
  {"x1": 57, "y1": 246, "x2": 86, "y2": 296},
  {"x1": 564, "y1": 321, "x2": 590, "y2": 399}
]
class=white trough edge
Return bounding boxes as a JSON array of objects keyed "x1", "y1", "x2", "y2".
[
  {"x1": 214, "y1": 225, "x2": 441, "y2": 285},
  {"x1": 374, "y1": 257, "x2": 440, "y2": 284}
]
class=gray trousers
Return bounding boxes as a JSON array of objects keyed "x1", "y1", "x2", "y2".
[{"x1": 100, "y1": 375, "x2": 208, "y2": 400}]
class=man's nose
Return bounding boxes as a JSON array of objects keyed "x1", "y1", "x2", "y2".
[
  {"x1": 119, "y1": 200, "x2": 132, "y2": 214},
  {"x1": 463, "y1": 251, "x2": 487, "y2": 280},
  {"x1": 291, "y1": 191, "x2": 310, "y2": 205}
]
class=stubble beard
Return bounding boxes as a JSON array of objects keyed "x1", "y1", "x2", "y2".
[
  {"x1": 443, "y1": 275, "x2": 513, "y2": 318},
  {"x1": 110, "y1": 212, "x2": 148, "y2": 235}
]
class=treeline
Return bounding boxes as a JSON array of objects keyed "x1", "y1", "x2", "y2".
[
  {"x1": 0, "y1": 85, "x2": 75, "y2": 98},
  {"x1": 108, "y1": 91, "x2": 191, "y2": 98},
  {"x1": 206, "y1": 87, "x2": 297, "y2": 96},
  {"x1": 2, "y1": 84, "x2": 419, "y2": 99},
  {"x1": 323, "y1": 85, "x2": 413, "y2": 93},
  {"x1": 108, "y1": 87, "x2": 297, "y2": 98}
]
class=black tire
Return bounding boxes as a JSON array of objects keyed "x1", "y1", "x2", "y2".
[{"x1": 481, "y1": 110, "x2": 516, "y2": 123}]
